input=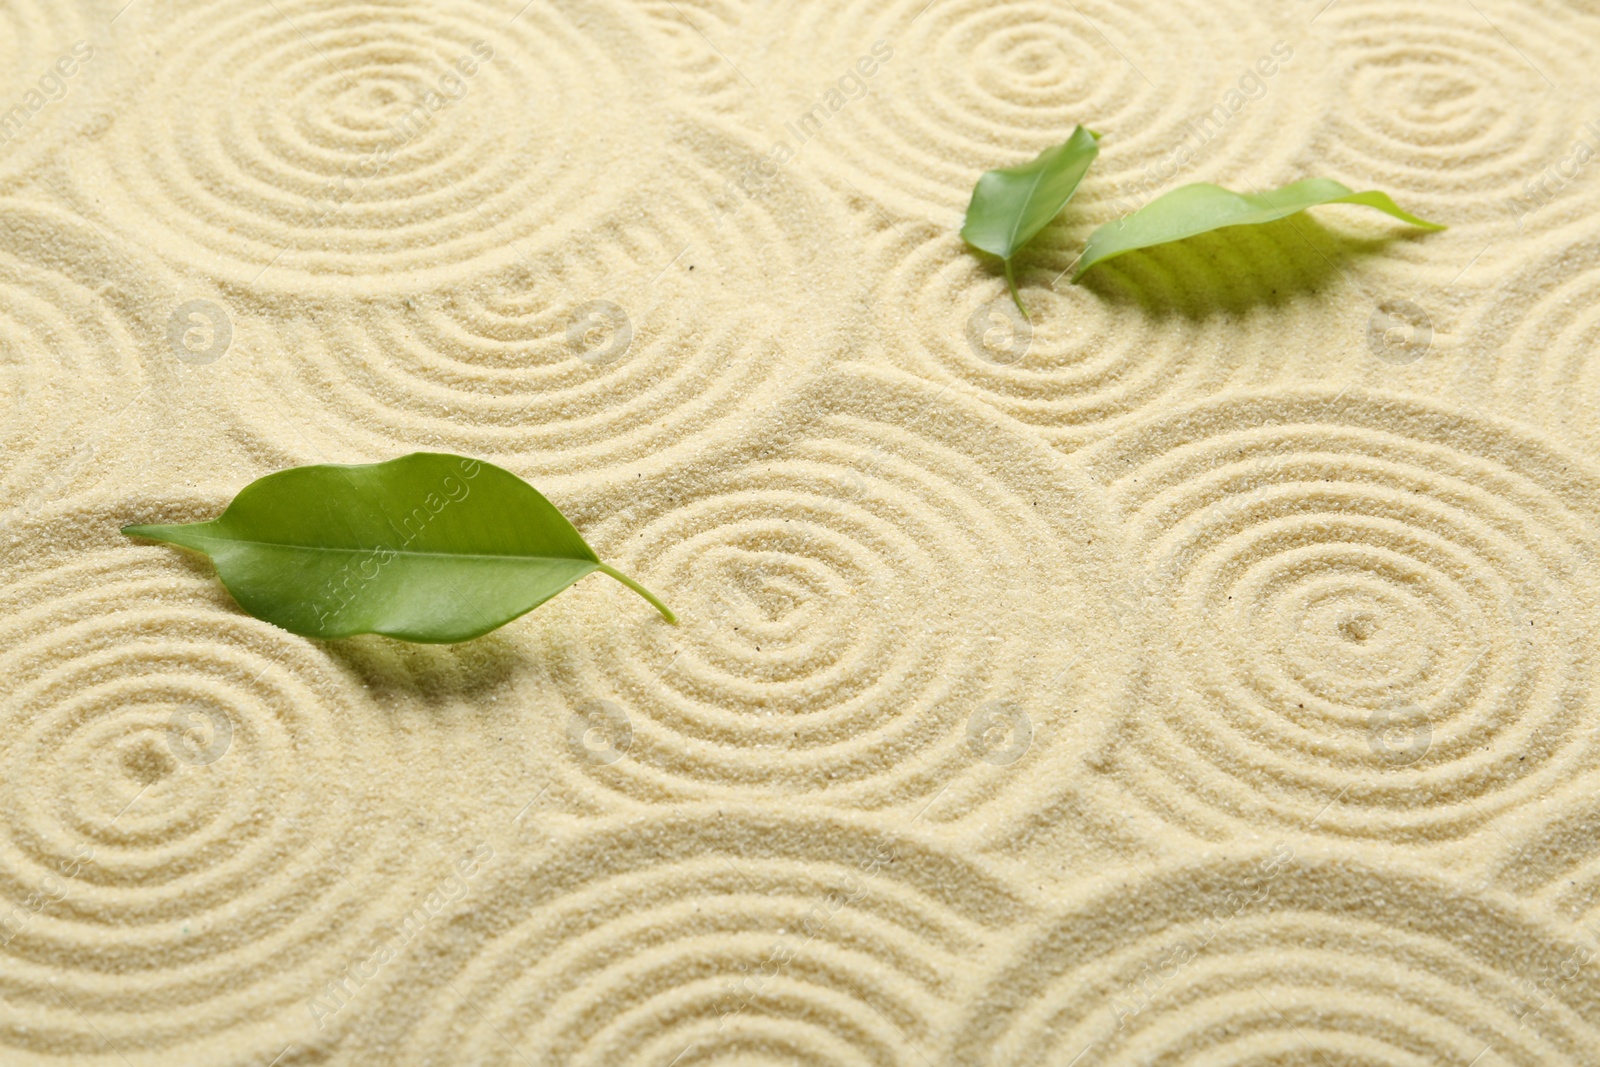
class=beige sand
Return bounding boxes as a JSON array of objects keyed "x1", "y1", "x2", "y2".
[{"x1": 4, "y1": 0, "x2": 1600, "y2": 1062}]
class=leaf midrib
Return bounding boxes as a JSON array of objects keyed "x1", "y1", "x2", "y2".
[
  {"x1": 183, "y1": 533, "x2": 594, "y2": 566},
  {"x1": 1004, "y1": 164, "x2": 1052, "y2": 255}
]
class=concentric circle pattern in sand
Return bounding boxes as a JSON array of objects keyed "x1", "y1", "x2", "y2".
[
  {"x1": 0, "y1": 201, "x2": 149, "y2": 517},
  {"x1": 1080, "y1": 389, "x2": 1600, "y2": 844},
  {"x1": 520, "y1": 366, "x2": 1131, "y2": 825},
  {"x1": 1306, "y1": 0, "x2": 1595, "y2": 288},
  {"x1": 1467, "y1": 234, "x2": 1600, "y2": 462},
  {"x1": 360, "y1": 809, "x2": 1033, "y2": 1067},
  {"x1": 68, "y1": 0, "x2": 666, "y2": 295},
  {"x1": 1311, "y1": 0, "x2": 1582, "y2": 205},
  {"x1": 866, "y1": 214, "x2": 1362, "y2": 452},
  {"x1": 0, "y1": 508, "x2": 423, "y2": 1061},
  {"x1": 1486, "y1": 792, "x2": 1600, "y2": 929},
  {"x1": 949, "y1": 848, "x2": 1600, "y2": 1066},
  {"x1": 225, "y1": 128, "x2": 846, "y2": 487},
  {"x1": 0, "y1": 0, "x2": 102, "y2": 189},
  {"x1": 763, "y1": 0, "x2": 1304, "y2": 223},
  {"x1": 9, "y1": 0, "x2": 1600, "y2": 1058},
  {"x1": 638, "y1": 0, "x2": 749, "y2": 117}
]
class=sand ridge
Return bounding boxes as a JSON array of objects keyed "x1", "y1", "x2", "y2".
[
  {"x1": 1079, "y1": 388, "x2": 1600, "y2": 848},
  {"x1": 515, "y1": 364, "x2": 1134, "y2": 826},
  {"x1": 952, "y1": 844, "x2": 1600, "y2": 1065},
  {"x1": 0, "y1": 503, "x2": 443, "y2": 1062},
  {"x1": 4, "y1": 0, "x2": 1600, "y2": 1063}
]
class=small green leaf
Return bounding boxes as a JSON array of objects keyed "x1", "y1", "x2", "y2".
[
  {"x1": 962, "y1": 126, "x2": 1101, "y2": 319},
  {"x1": 122, "y1": 453, "x2": 675, "y2": 643},
  {"x1": 1074, "y1": 178, "x2": 1444, "y2": 280}
]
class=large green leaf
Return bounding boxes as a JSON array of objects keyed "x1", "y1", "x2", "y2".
[
  {"x1": 1074, "y1": 178, "x2": 1444, "y2": 280},
  {"x1": 122, "y1": 453, "x2": 675, "y2": 642},
  {"x1": 961, "y1": 126, "x2": 1101, "y2": 319}
]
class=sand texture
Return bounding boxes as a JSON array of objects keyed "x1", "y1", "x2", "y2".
[{"x1": 5, "y1": 0, "x2": 1600, "y2": 1063}]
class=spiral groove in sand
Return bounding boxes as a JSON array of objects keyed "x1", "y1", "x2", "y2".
[
  {"x1": 522, "y1": 366, "x2": 1131, "y2": 824},
  {"x1": 0, "y1": 515, "x2": 418, "y2": 1059},
  {"x1": 230, "y1": 129, "x2": 845, "y2": 488},
  {"x1": 1079, "y1": 389, "x2": 1600, "y2": 843},
  {"x1": 70, "y1": 0, "x2": 665, "y2": 293},
  {"x1": 365, "y1": 810, "x2": 1032, "y2": 1067},
  {"x1": 0, "y1": 201, "x2": 149, "y2": 516},
  {"x1": 950, "y1": 849, "x2": 1600, "y2": 1066},
  {"x1": 765, "y1": 0, "x2": 1300, "y2": 222}
]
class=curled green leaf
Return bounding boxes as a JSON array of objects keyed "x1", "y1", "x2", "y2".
[
  {"x1": 1074, "y1": 178, "x2": 1444, "y2": 280},
  {"x1": 122, "y1": 452, "x2": 675, "y2": 643},
  {"x1": 962, "y1": 125, "x2": 1101, "y2": 319}
]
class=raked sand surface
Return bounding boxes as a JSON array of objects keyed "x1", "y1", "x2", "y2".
[{"x1": 4, "y1": 0, "x2": 1600, "y2": 1063}]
